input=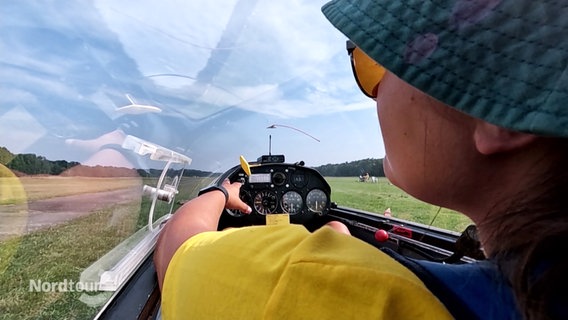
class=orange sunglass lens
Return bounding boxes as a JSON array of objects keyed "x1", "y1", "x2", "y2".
[{"x1": 352, "y1": 47, "x2": 386, "y2": 98}]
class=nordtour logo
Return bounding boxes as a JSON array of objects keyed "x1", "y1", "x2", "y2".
[{"x1": 29, "y1": 279, "x2": 100, "y2": 293}]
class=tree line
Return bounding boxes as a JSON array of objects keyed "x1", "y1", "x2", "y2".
[
  {"x1": 312, "y1": 158, "x2": 385, "y2": 177},
  {"x1": 0, "y1": 147, "x2": 214, "y2": 177},
  {"x1": 1, "y1": 148, "x2": 80, "y2": 176},
  {"x1": 0, "y1": 146, "x2": 384, "y2": 178}
]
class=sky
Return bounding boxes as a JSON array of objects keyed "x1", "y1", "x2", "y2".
[{"x1": 0, "y1": 0, "x2": 385, "y2": 172}]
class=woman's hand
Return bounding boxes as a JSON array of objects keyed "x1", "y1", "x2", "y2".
[
  {"x1": 324, "y1": 220, "x2": 351, "y2": 235},
  {"x1": 222, "y1": 179, "x2": 252, "y2": 214}
]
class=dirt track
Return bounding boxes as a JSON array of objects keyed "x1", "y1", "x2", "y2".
[{"x1": 0, "y1": 187, "x2": 142, "y2": 240}]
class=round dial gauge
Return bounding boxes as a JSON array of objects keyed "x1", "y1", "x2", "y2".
[
  {"x1": 281, "y1": 191, "x2": 303, "y2": 215},
  {"x1": 306, "y1": 189, "x2": 327, "y2": 213},
  {"x1": 253, "y1": 190, "x2": 278, "y2": 215}
]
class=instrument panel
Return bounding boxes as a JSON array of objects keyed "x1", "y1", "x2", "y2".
[{"x1": 217, "y1": 162, "x2": 332, "y2": 229}]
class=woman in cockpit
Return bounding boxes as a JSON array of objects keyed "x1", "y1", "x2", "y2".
[{"x1": 154, "y1": 0, "x2": 568, "y2": 318}]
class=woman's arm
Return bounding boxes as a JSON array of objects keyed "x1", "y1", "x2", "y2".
[{"x1": 154, "y1": 179, "x2": 252, "y2": 289}]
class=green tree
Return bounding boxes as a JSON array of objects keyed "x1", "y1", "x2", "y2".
[{"x1": 0, "y1": 146, "x2": 14, "y2": 165}]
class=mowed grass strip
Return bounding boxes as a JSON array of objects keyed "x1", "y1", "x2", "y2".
[
  {"x1": 0, "y1": 176, "x2": 141, "y2": 204},
  {"x1": 0, "y1": 202, "x2": 140, "y2": 320},
  {"x1": 0, "y1": 176, "x2": 213, "y2": 319}
]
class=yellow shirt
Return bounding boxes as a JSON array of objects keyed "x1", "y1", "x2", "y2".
[{"x1": 162, "y1": 225, "x2": 452, "y2": 319}]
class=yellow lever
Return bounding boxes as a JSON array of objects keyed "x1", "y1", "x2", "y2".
[{"x1": 240, "y1": 155, "x2": 252, "y2": 176}]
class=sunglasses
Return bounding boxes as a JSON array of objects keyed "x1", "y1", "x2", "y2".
[{"x1": 346, "y1": 40, "x2": 386, "y2": 98}]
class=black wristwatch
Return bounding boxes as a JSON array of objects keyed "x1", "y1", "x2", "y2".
[{"x1": 198, "y1": 185, "x2": 229, "y2": 205}]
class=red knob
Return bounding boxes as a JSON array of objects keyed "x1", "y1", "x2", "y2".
[{"x1": 374, "y1": 229, "x2": 389, "y2": 242}]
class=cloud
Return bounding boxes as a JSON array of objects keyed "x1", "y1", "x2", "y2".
[
  {"x1": 0, "y1": 107, "x2": 46, "y2": 154},
  {"x1": 94, "y1": 0, "x2": 238, "y2": 77},
  {"x1": 91, "y1": 0, "x2": 358, "y2": 119},
  {"x1": 0, "y1": 88, "x2": 38, "y2": 107}
]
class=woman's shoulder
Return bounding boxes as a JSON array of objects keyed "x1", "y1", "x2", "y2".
[{"x1": 383, "y1": 248, "x2": 521, "y2": 319}]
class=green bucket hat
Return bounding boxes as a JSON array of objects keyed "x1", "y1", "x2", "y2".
[{"x1": 322, "y1": 0, "x2": 568, "y2": 138}]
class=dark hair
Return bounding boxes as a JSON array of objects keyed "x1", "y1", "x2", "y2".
[
  {"x1": 518, "y1": 234, "x2": 568, "y2": 319},
  {"x1": 484, "y1": 139, "x2": 568, "y2": 319}
]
